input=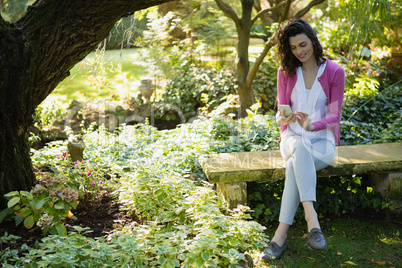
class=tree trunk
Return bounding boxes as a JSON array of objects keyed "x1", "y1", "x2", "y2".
[
  {"x1": 0, "y1": 0, "x2": 172, "y2": 209},
  {"x1": 236, "y1": 0, "x2": 254, "y2": 117}
]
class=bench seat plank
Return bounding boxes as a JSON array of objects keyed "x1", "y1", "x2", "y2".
[{"x1": 200, "y1": 143, "x2": 402, "y2": 183}]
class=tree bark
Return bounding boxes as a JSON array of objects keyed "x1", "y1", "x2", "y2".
[
  {"x1": 0, "y1": 0, "x2": 172, "y2": 209},
  {"x1": 235, "y1": 0, "x2": 254, "y2": 117}
]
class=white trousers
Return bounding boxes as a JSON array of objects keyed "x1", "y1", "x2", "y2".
[{"x1": 278, "y1": 135, "x2": 336, "y2": 225}]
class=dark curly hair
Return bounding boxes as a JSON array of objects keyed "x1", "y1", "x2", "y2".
[{"x1": 277, "y1": 19, "x2": 325, "y2": 76}]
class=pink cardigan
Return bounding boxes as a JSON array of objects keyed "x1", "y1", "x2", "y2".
[{"x1": 277, "y1": 59, "x2": 345, "y2": 146}]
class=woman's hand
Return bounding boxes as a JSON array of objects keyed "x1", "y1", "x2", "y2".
[
  {"x1": 277, "y1": 109, "x2": 297, "y2": 126},
  {"x1": 294, "y1": 111, "x2": 314, "y2": 131}
]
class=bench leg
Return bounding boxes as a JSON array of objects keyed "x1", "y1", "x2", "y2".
[
  {"x1": 216, "y1": 182, "x2": 247, "y2": 209},
  {"x1": 370, "y1": 173, "x2": 402, "y2": 200},
  {"x1": 370, "y1": 173, "x2": 402, "y2": 214}
]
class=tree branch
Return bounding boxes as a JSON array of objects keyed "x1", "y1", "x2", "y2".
[
  {"x1": 279, "y1": 0, "x2": 292, "y2": 24},
  {"x1": 293, "y1": 0, "x2": 326, "y2": 18},
  {"x1": 246, "y1": 32, "x2": 277, "y2": 86},
  {"x1": 251, "y1": 0, "x2": 289, "y2": 26},
  {"x1": 214, "y1": 0, "x2": 241, "y2": 29}
]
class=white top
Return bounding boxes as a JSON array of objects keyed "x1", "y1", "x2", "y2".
[{"x1": 280, "y1": 61, "x2": 336, "y2": 145}]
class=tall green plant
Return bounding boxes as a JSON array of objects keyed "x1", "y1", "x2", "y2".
[{"x1": 313, "y1": 0, "x2": 393, "y2": 77}]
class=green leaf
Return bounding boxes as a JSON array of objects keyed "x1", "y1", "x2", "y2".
[
  {"x1": 23, "y1": 215, "x2": 34, "y2": 229},
  {"x1": 49, "y1": 166, "x2": 59, "y2": 174},
  {"x1": 35, "y1": 199, "x2": 48, "y2": 210},
  {"x1": 135, "y1": 258, "x2": 143, "y2": 267},
  {"x1": 4, "y1": 191, "x2": 19, "y2": 197},
  {"x1": 55, "y1": 223, "x2": 67, "y2": 236},
  {"x1": 201, "y1": 251, "x2": 211, "y2": 262},
  {"x1": 20, "y1": 191, "x2": 33, "y2": 200},
  {"x1": 80, "y1": 261, "x2": 90, "y2": 267},
  {"x1": 15, "y1": 207, "x2": 32, "y2": 218},
  {"x1": 54, "y1": 202, "x2": 65, "y2": 210},
  {"x1": 158, "y1": 255, "x2": 166, "y2": 265},
  {"x1": 195, "y1": 257, "x2": 205, "y2": 267},
  {"x1": 15, "y1": 216, "x2": 24, "y2": 226},
  {"x1": 228, "y1": 237, "x2": 240, "y2": 246},
  {"x1": 0, "y1": 207, "x2": 14, "y2": 223},
  {"x1": 7, "y1": 197, "x2": 20, "y2": 208}
]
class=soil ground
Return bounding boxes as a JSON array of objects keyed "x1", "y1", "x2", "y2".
[{"x1": 0, "y1": 191, "x2": 130, "y2": 250}]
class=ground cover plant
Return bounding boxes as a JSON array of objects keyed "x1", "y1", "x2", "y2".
[
  {"x1": 2, "y1": 114, "x2": 279, "y2": 267},
  {"x1": 2, "y1": 106, "x2": 401, "y2": 267}
]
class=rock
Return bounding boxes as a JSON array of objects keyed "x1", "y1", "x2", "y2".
[
  {"x1": 239, "y1": 253, "x2": 253, "y2": 268},
  {"x1": 210, "y1": 94, "x2": 240, "y2": 118},
  {"x1": 33, "y1": 99, "x2": 184, "y2": 148},
  {"x1": 125, "y1": 115, "x2": 146, "y2": 125},
  {"x1": 188, "y1": 116, "x2": 201, "y2": 123},
  {"x1": 85, "y1": 112, "x2": 120, "y2": 132},
  {"x1": 101, "y1": 114, "x2": 119, "y2": 132},
  {"x1": 68, "y1": 140, "x2": 85, "y2": 162},
  {"x1": 67, "y1": 100, "x2": 84, "y2": 110}
]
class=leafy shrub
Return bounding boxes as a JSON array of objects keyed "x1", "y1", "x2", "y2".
[
  {"x1": 33, "y1": 102, "x2": 66, "y2": 131},
  {"x1": 0, "y1": 146, "x2": 111, "y2": 237},
  {"x1": 5, "y1": 118, "x2": 272, "y2": 267},
  {"x1": 253, "y1": 56, "x2": 280, "y2": 114},
  {"x1": 0, "y1": 172, "x2": 79, "y2": 236},
  {"x1": 208, "y1": 107, "x2": 280, "y2": 153},
  {"x1": 157, "y1": 65, "x2": 237, "y2": 122},
  {"x1": 31, "y1": 146, "x2": 109, "y2": 205},
  {"x1": 247, "y1": 180, "x2": 284, "y2": 225},
  {"x1": 340, "y1": 75, "x2": 401, "y2": 145},
  {"x1": 0, "y1": 233, "x2": 24, "y2": 266},
  {"x1": 316, "y1": 175, "x2": 391, "y2": 216},
  {"x1": 248, "y1": 174, "x2": 391, "y2": 227},
  {"x1": 114, "y1": 167, "x2": 268, "y2": 267}
]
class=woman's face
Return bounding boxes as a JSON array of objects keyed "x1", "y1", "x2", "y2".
[{"x1": 289, "y1": 33, "x2": 315, "y2": 65}]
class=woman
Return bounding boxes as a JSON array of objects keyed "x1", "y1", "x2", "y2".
[{"x1": 262, "y1": 19, "x2": 345, "y2": 260}]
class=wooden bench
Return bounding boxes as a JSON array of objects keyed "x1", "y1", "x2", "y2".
[{"x1": 199, "y1": 143, "x2": 402, "y2": 208}]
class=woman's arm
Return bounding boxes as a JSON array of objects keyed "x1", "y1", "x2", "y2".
[
  {"x1": 311, "y1": 67, "x2": 345, "y2": 131},
  {"x1": 276, "y1": 69, "x2": 296, "y2": 125},
  {"x1": 276, "y1": 68, "x2": 288, "y2": 108}
]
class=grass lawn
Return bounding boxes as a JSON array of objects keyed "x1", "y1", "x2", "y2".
[
  {"x1": 43, "y1": 48, "x2": 149, "y2": 108},
  {"x1": 253, "y1": 216, "x2": 401, "y2": 267},
  {"x1": 42, "y1": 43, "x2": 268, "y2": 109}
]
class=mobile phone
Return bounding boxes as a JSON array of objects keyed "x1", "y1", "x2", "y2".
[{"x1": 278, "y1": 104, "x2": 293, "y2": 116}]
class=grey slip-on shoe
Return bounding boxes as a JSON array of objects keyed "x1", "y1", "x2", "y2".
[
  {"x1": 308, "y1": 228, "x2": 327, "y2": 251},
  {"x1": 261, "y1": 240, "x2": 287, "y2": 260}
]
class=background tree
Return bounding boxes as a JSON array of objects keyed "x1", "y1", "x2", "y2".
[
  {"x1": 0, "y1": 0, "x2": 172, "y2": 209},
  {"x1": 214, "y1": 0, "x2": 325, "y2": 117}
]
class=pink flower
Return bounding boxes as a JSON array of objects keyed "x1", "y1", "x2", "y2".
[
  {"x1": 91, "y1": 181, "x2": 96, "y2": 186},
  {"x1": 79, "y1": 170, "x2": 83, "y2": 174},
  {"x1": 87, "y1": 172, "x2": 92, "y2": 177},
  {"x1": 74, "y1": 161, "x2": 79, "y2": 165},
  {"x1": 57, "y1": 156, "x2": 61, "y2": 160},
  {"x1": 99, "y1": 181, "x2": 103, "y2": 185},
  {"x1": 62, "y1": 152, "x2": 67, "y2": 157}
]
